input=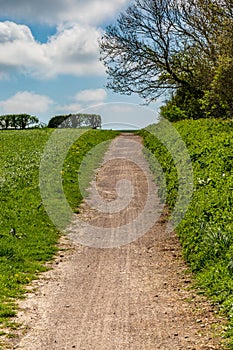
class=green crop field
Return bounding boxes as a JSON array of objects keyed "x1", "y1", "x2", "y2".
[
  {"x1": 140, "y1": 119, "x2": 233, "y2": 348},
  {"x1": 0, "y1": 128, "x2": 118, "y2": 337}
]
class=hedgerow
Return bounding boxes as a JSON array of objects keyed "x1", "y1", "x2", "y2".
[{"x1": 140, "y1": 119, "x2": 233, "y2": 347}]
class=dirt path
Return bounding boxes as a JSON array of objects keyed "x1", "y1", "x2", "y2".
[{"x1": 8, "y1": 134, "x2": 226, "y2": 349}]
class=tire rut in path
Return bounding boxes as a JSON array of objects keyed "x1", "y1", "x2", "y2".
[{"x1": 11, "y1": 134, "x2": 226, "y2": 350}]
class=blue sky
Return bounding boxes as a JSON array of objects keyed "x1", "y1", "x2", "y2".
[{"x1": 0, "y1": 0, "x2": 163, "y2": 129}]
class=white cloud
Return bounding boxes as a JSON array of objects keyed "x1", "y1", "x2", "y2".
[
  {"x1": 0, "y1": 0, "x2": 131, "y2": 26},
  {"x1": 0, "y1": 22, "x2": 105, "y2": 78},
  {"x1": 0, "y1": 91, "x2": 54, "y2": 114},
  {"x1": 0, "y1": 21, "x2": 34, "y2": 43},
  {"x1": 0, "y1": 0, "x2": 131, "y2": 79},
  {"x1": 56, "y1": 103, "x2": 83, "y2": 114},
  {"x1": 75, "y1": 89, "x2": 107, "y2": 103},
  {"x1": 43, "y1": 25, "x2": 105, "y2": 77},
  {"x1": 56, "y1": 88, "x2": 107, "y2": 114}
]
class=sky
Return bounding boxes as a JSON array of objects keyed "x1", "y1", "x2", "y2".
[{"x1": 0, "y1": 0, "x2": 163, "y2": 129}]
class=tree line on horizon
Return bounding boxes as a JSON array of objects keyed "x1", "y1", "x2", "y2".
[
  {"x1": 0, "y1": 114, "x2": 39, "y2": 130},
  {"x1": 0, "y1": 113, "x2": 102, "y2": 130},
  {"x1": 48, "y1": 114, "x2": 102, "y2": 129},
  {"x1": 100, "y1": 0, "x2": 233, "y2": 121}
]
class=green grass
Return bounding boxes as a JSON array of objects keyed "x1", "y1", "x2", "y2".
[
  {"x1": 62, "y1": 129, "x2": 119, "y2": 210},
  {"x1": 139, "y1": 119, "x2": 233, "y2": 348},
  {"x1": 0, "y1": 128, "x2": 118, "y2": 334}
]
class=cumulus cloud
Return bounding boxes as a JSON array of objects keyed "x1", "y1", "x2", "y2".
[
  {"x1": 0, "y1": 0, "x2": 131, "y2": 79},
  {"x1": 0, "y1": 0, "x2": 131, "y2": 25},
  {"x1": 75, "y1": 88, "x2": 107, "y2": 103},
  {"x1": 0, "y1": 22, "x2": 105, "y2": 78},
  {"x1": 0, "y1": 91, "x2": 54, "y2": 114},
  {"x1": 0, "y1": 21, "x2": 34, "y2": 43},
  {"x1": 43, "y1": 25, "x2": 105, "y2": 77}
]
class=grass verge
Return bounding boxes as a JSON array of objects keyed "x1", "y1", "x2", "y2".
[
  {"x1": 0, "y1": 128, "x2": 118, "y2": 341},
  {"x1": 139, "y1": 119, "x2": 233, "y2": 348}
]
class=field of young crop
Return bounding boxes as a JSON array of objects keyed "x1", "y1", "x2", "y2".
[
  {"x1": 0, "y1": 128, "x2": 118, "y2": 335},
  {"x1": 140, "y1": 119, "x2": 233, "y2": 347}
]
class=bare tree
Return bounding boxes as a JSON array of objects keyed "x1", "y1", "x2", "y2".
[{"x1": 99, "y1": 0, "x2": 231, "y2": 104}]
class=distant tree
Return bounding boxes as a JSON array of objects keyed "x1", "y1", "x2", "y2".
[
  {"x1": 48, "y1": 114, "x2": 102, "y2": 129},
  {"x1": 48, "y1": 115, "x2": 68, "y2": 128},
  {"x1": 14, "y1": 114, "x2": 39, "y2": 130},
  {"x1": 0, "y1": 115, "x2": 12, "y2": 129},
  {"x1": 0, "y1": 114, "x2": 39, "y2": 130}
]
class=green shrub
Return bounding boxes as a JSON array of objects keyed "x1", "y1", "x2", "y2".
[{"x1": 160, "y1": 104, "x2": 187, "y2": 122}]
